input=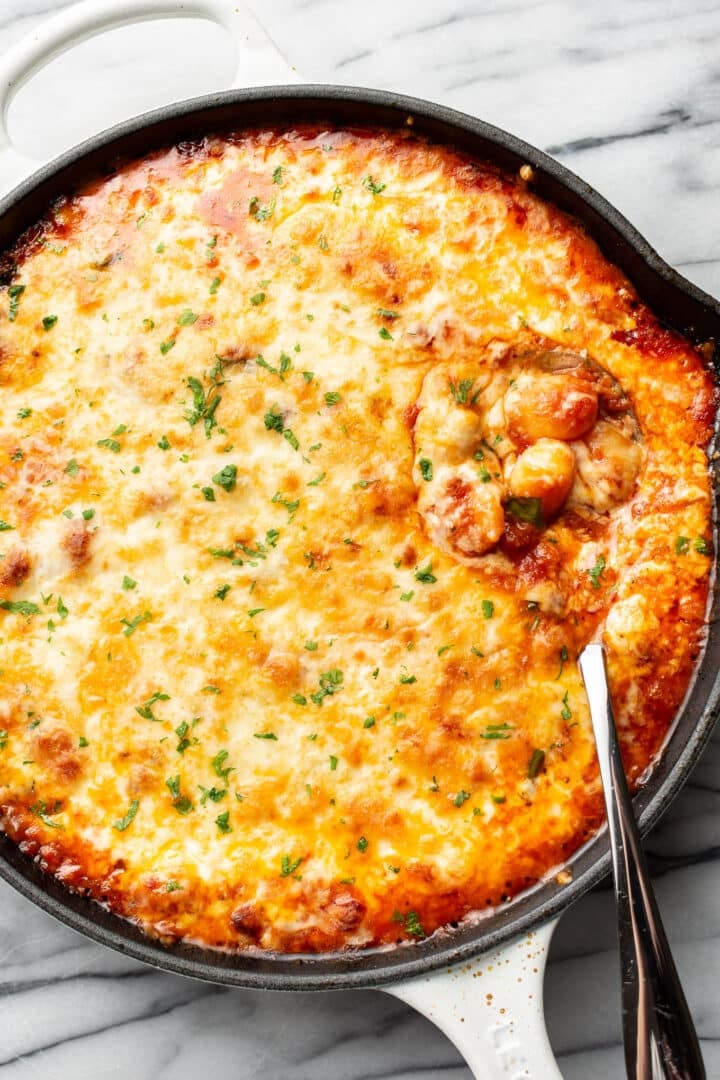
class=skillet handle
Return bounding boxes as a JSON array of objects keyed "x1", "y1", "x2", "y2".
[
  {"x1": 382, "y1": 918, "x2": 562, "y2": 1079},
  {"x1": 0, "y1": 0, "x2": 301, "y2": 194}
]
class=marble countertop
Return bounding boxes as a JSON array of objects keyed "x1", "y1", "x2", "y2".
[{"x1": 0, "y1": 1, "x2": 718, "y2": 1077}]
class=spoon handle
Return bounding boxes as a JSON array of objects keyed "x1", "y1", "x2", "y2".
[{"x1": 578, "y1": 644, "x2": 705, "y2": 1080}]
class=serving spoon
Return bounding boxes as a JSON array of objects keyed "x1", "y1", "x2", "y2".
[{"x1": 578, "y1": 643, "x2": 705, "y2": 1080}]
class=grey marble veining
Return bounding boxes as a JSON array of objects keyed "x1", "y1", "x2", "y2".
[{"x1": 0, "y1": 1, "x2": 718, "y2": 1076}]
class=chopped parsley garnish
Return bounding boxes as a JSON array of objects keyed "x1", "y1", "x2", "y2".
[
  {"x1": 30, "y1": 800, "x2": 64, "y2": 829},
  {"x1": 248, "y1": 196, "x2": 275, "y2": 222},
  {"x1": 201, "y1": 487, "x2": 215, "y2": 501},
  {"x1": 362, "y1": 175, "x2": 385, "y2": 195},
  {"x1": 675, "y1": 536, "x2": 690, "y2": 555},
  {"x1": 42, "y1": 315, "x2": 58, "y2": 331},
  {"x1": 324, "y1": 391, "x2": 342, "y2": 406},
  {"x1": 437, "y1": 644, "x2": 454, "y2": 657},
  {"x1": 271, "y1": 491, "x2": 299, "y2": 518},
  {"x1": 56, "y1": 596, "x2": 68, "y2": 619},
  {"x1": 272, "y1": 165, "x2": 284, "y2": 184},
  {"x1": 280, "y1": 855, "x2": 303, "y2": 876},
  {"x1": 399, "y1": 669, "x2": 417, "y2": 685},
  {"x1": 414, "y1": 561, "x2": 437, "y2": 584},
  {"x1": 528, "y1": 749, "x2": 546, "y2": 779},
  {"x1": 453, "y1": 790, "x2": 470, "y2": 807},
  {"x1": 356, "y1": 836, "x2": 369, "y2": 852},
  {"x1": 82, "y1": 508, "x2": 95, "y2": 521},
  {"x1": 588, "y1": 555, "x2": 607, "y2": 590},
  {"x1": 0, "y1": 521, "x2": 14, "y2": 531},
  {"x1": 404, "y1": 911, "x2": 426, "y2": 938},
  {"x1": 449, "y1": 377, "x2": 476, "y2": 405},
  {"x1": 254, "y1": 732, "x2": 278, "y2": 740},
  {"x1": 212, "y1": 464, "x2": 238, "y2": 493},
  {"x1": 8, "y1": 284, "x2": 25, "y2": 321},
  {"x1": 561, "y1": 691, "x2": 572, "y2": 721},
  {"x1": 0, "y1": 599, "x2": 40, "y2": 617},
  {"x1": 211, "y1": 749, "x2": 234, "y2": 781},
  {"x1": 113, "y1": 799, "x2": 139, "y2": 831},
  {"x1": 307, "y1": 472, "x2": 325, "y2": 486},
  {"x1": 175, "y1": 721, "x2": 192, "y2": 754},
  {"x1": 135, "y1": 690, "x2": 170, "y2": 721},
  {"x1": 492, "y1": 793, "x2": 506, "y2": 804},
  {"x1": 292, "y1": 694, "x2": 307, "y2": 706},
  {"x1": 332, "y1": 186, "x2": 342, "y2": 203},
  {"x1": 199, "y1": 785, "x2": 226, "y2": 805},
  {"x1": 378, "y1": 327, "x2": 393, "y2": 340},
  {"x1": 157, "y1": 435, "x2": 171, "y2": 450},
  {"x1": 166, "y1": 881, "x2": 182, "y2": 892},
  {"x1": 481, "y1": 599, "x2": 494, "y2": 619},
  {"x1": 214, "y1": 583, "x2": 231, "y2": 601},
  {"x1": 250, "y1": 292, "x2": 266, "y2": 306},
  {"x1": 215, "y1": 811, "x2": 231, "y2": 834},
  {"x1": 166, "y1": 775, "x2": 193, "y2": 815},
  {"x1": 505, "y1": 497, "x2": 544, "y2": 527},
  {"x1": 695, "y1": 537, "x2": 710, "y2": 554},
  {"x1": 310, "y1": 668, "x2": 344, "y2": 706},
  {"x1": 177, "y1": 309, "x2": 198, "y2": 327},
  {"x1": 329, "y1": 754, "x2": 338, "y2": 771},
  {"x1": 399, "y1": 591, "x2": 414, "y2": 602},
  {"x1": 419, "y1": 458, "x2": 433, "y2": 482},
  {"x1": 0, "y1": 731, "x2": 8, "y2": 750},
  {"x1": 480, "y1": 722, "x2": 513, "y2": 740},
  {"x1": 185, "y1": 362, "x2": 224, "y2": 439},
  {"x1": 556, "y1": 644, "x2": 568, "y2": 680},
  {"x1": 97, "y1": 437, "x2": 121, "y2": 453},
  {"x1": 160, "y1": 339, "x2": 175, "y2": 355},
  {"x1": 471, "y1": 646, "x2": 484, "y2": 657},
  {"x1": 64, "y1": 459, "x2": 79, "y2": 477},
  {"x1": 119, "y1": 608, "x2": 152, "y2": 636},
  {"x1": 78, "y1": 736, "x2": 89, "y2": 747},
  {"x1": 247, "y1": 607, "x2": 266, "y2": 618},
  {"x1": 364, "y1": 715, "x2": 376, "y2": 729},
  {"x1": 304, "y1": 641, "x2": 318, "y2": 651},
  {"x1": 209, "y1": 276, "x2": 221, "y2": 294},
  {"x1": 376, "y1": 308, "x2": 399, "y2": 319}
]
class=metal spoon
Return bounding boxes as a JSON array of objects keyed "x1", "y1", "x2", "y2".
[{"x1": 578, "y1": 643, "x2": 705, "y2": 1080}]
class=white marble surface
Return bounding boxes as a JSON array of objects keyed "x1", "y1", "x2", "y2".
[{"x1": 0, "y1": 1, "x2": 719, "y2": 1076}]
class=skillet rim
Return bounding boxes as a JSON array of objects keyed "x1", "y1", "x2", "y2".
[{"x1": 0, "y1": 83, "x2": 718, "y2": 991}]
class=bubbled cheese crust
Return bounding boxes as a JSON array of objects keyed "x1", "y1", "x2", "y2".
[{"x1": 0, "y1": 127, "x2": 714, "y2": 953}]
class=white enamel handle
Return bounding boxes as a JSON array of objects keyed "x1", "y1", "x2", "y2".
[
  {"x1": 0, "y1": 0, "x2": 301, "y2": 194},
  {"x1": 383, "y1": 919, "x2": 562, "y2": 1079}
]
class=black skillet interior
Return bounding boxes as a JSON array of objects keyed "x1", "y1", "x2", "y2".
[{"x1": 1, "y1": 86, "x2": 719, "y2": 991}]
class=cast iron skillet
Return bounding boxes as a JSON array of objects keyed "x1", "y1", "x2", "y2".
[{"x1": 0, "y1": 3, "x2": 718, "y2": 1066}]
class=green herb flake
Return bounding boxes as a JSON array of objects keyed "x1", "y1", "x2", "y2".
[
  {"x1": 166, "y1": 881, "x2": 182, "y2": 892},
  {"x1": 8, "y1": 284, "x2": 25, "y2": 321},
  {"x1": 404, "y1": 911, "x2": 425, "y2": 938},
  {"x1": 78, "y1": 736, "x2": 89, "y2": 748},
  {"x1": 64, "y1": 459, "x2": 80, "y2": 477},
  {"x1": 97, "y1": 437, "x2": 121, "y2": 453},
  {"x1": 214, "y1": 584, "x2": 231, "y2": 601},
  {"x1": 453, "y1": 790, "x2": 470, "y2": 807},
  {"x1": 588, "y1": 555, "x2": 607, "y2": 590},
  {"x1": 505, "y1": 496, "x2": 544, "y2": 527},
  {"x1": 362, "y1": 176, "x2": 386, "y2": 195},
  {"x1": 120, "y1": 610, "x2": 152, "y2": 636},
  {"x1": 561, "y1": 691, "x2": 572, "y2": 721},
  {"x1": 695, "y1": 537, "x2": 710, "y2": 555},
  {"x1": 250, "y1": 292, "x2": 266, "y2": 306},
  {"x1": 0, "y1": 599, "x2": 41, "y2": 618},
  {"x1": 414, "y1": 561, "x2": 437, "y2": 584},
  {"x1": 304, "y1": 641, "x2": 319, "y2": 651},
  {"x1": 273, "y1": 165, "x2": 284, "y2": 185},
  {"x1": 307, "y1": 472, "x2": 325, "y2": 487},
  {"x1": 201, "y1": 487, "x2": 215, "y2": 502},
  {"x1": 247, "y1": 607, "x2": 266, "y2": 618},
  {"x1": 209, "y1": 276, "x2": 221, "y2": 295},
  {"x1": 254, "y1": 732, "x2": 278, "y2": 740},
  {"x1": 113, "y1": 799, "x2": 139, "y2": 832},
  {"x1": 30, "y1": 800, "x2": 65, "y2": 830},
  {"x1": 356, "y1": 836, "x2": 369, "y2": 852},
  {"x1": 480, "y1": 722, "x2": 514, "y2": 741},
  {"x1": 135, "y1": 690, "x2": 170, "y2": 721},
  {"x1": 449, "y1": 377, "x2": 475, "y2": 405},
  {"x1": 17, "y1": 407, "x2": 32, "y2": 419},
  {"x1": 212, "y1": 464, "x2": 237, "y2": 492},
  {"x1": 157, "y1": 435, "x2": 171, "y2": 450},
  {"x1": 81, "y1": 508, "x2": 95, "y2": 521},
  {"x1": 329, "y1": 754, "x2": 338, "y2": 771},
  {"x1": 332, "y1": 186, "x2": 342, "y2": 203},
  {"x1": 310, "y1": 668, "x2": 344, "y2": 706},
  {"x1": 675, "y1": 536, "x2": 690, "y2": 555},
  {"x1": 324, "y1": 391, "x2": 342, "y2": 406},
  {"x1": 419, "y1": 458, "x2": 433, "y2": 482},
  {"x1": 280, "y1": 855, "x2": 302, "y2": 876},
  {"x1": 42, "y1": 315, "x2": 58, "y2": 331},
  {"x1": 378, "y1": 326, "x2": 393, "y2": 341},
  {"x1": 0, "y1": 521, "x2": 15, "y2": 532},
  {"x1": 556, "y1": 644, "x2": 568, "y2": 680},
  {"x1": 399, "y1": 591, "x2": 414, "y2": 602},
  {"x1": 215, "y1": 810, "x2": 231, "y2": 834},
  {"x1": 160, "y1": 339, "x2": 175, "y2": 355},
  {"x1": 211, "y1": 749, "x2": 234, "y2": 781},
  {"x1": 292, "y1": 693, "x2": 307, "y2": 706},
  {"x1": 528, "y1": 748, "x2": 546, "y2": 779},
  {"x1": 363, "y1": 715, "x2": 376, "y2": 729},
  {"x1": 481, "y1": 599, "x2": 494, "y2": 619}
]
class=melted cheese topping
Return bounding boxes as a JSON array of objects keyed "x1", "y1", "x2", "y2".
[{"x1": 0, "y1": 128, "x2": 714, "y2": 952}]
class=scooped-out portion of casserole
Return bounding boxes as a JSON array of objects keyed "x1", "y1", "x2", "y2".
[{"x1": 0, "y1": 127, "x2": 714, "y2": 952}]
